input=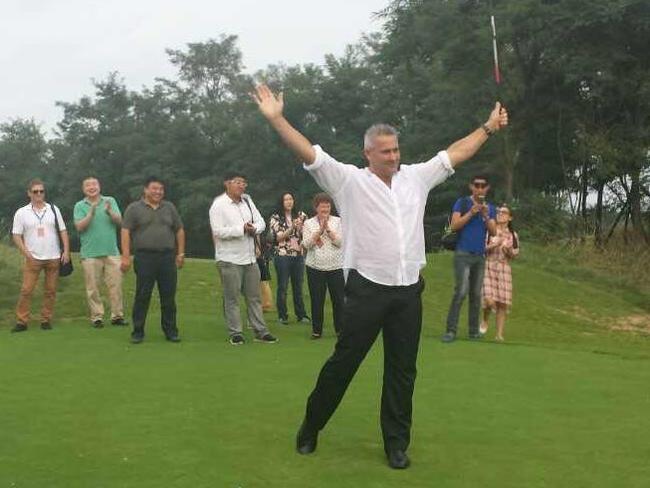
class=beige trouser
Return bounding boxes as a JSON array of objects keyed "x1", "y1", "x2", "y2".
[
  {"x1": 16, "y1": 258, "x2": 60, "y2": 325},
  {"x1": 81, "y1": 256, "x2": 124, "y2": 321}
]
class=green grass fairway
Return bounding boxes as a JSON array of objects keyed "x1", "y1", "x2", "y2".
[{"x1": 1, "y1": 246, "x2": 649, "y2": 488}]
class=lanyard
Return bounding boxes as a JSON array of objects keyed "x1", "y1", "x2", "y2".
[{"x1": 31, "y1": 205, "x2": 47, "y2": 226}]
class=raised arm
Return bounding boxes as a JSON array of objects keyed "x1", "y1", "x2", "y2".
[
  {"x1": 446, "y1": 102, "x2": 509, "y2": 167},
  {"x1": 252, "y1": 84, "x2": 316, "y2": 165}
]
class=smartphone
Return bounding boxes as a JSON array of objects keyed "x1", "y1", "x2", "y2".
[{"x1": 477, "y1": 195, "x2": 486, "y2": 204}]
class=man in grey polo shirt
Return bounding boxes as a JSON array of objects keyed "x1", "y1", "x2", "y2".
[{"x1": 120, "y1": 176, "x2": 185, "y2": 344}]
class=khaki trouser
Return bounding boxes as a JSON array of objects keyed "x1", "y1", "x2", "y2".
[
  {"x1": 216, "y1": 261, "x2": 269, "y2": 338},
  {"x1": 16, "y1": 258, "x2": 60, "y2": 325},
  {"x1": 81, "y1": 256, "x2": 124, "y2": 321}
]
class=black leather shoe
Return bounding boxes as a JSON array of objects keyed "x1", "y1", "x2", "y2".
[
  {"x1": 166, "y1": 335, "x2": 181, "y2": 343},
  {"x1": 387, "y1": 450, "x2": 410, "y2": 469},
  {"x1": 296, "y1": 421, "x2": 318, "y2": 455}
]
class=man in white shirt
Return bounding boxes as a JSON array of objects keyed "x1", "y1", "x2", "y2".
[
  {"x1": 11, "y1": 179, "x2": 71, "y2": 332},
  {"x1": 254, "y1": 84, "x2": 508, "y2": 469},
  {"x1": 209, "y1": 172, "x2": 278, "y2": 345}
]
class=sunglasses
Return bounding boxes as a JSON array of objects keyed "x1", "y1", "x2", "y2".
[
  {"x1": 473, "y1": 182, "x2": 488, "y2": 189},
  {"x1": 31, "y1": 189, "x2": 45, "y2": 194}
]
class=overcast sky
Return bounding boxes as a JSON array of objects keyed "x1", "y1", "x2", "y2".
[{"x1": 1, "y1": 0, "x2": 389, "y2": 133}]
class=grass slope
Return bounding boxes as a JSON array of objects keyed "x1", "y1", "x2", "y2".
[{"x1": 0, "y1": 244, "x2": 649, "y2": 488}]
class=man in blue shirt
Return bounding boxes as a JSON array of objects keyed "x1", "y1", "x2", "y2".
[{"x1": 442, "y1": 175, "x2": 496, "y2": 342}]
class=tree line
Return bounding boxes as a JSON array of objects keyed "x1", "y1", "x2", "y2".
[{"x1": 1, "y1": 0, "x2": 649, "y2": 256}]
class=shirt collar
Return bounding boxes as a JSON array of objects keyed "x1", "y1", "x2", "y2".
[
  {"x1": 141, "y1": 198, "x2": 164, "y2": 209},
  {"x1": 84, "y1": 195, "x2": 103, "y2": 205}
]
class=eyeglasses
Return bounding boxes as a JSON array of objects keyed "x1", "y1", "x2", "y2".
[
  {"x1": 497, "y1": 209, "x2": 511, "y2": 214},
  {"x1": 31, "y1": 189, "x2": 45, "y2": 194},
  {"x1": 230, "y1": 179, "x2": 248, "y2": 186},
  {"x1": 473, "y1": 182, "x2": 488, "y2": 189}
]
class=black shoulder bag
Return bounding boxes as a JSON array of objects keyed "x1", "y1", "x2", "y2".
[{"x1": 440, "y1": 197, "x2": 471, "y2": 251}]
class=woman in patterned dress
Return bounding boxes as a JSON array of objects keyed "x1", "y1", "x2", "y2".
[
  {"x1": 269, "y1": 192, "x2": 309, "y2": 324},
  {"x1": 480, "y1": 205, "x2": 519, "y2": 341}
]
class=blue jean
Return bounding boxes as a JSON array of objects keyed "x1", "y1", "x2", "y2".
[
  {"x1": 274, "y1": 255, "x2": 307, "y2": 320},
  {"x1": 445, "y1": 251, "x2": 485, "y2": 336}
]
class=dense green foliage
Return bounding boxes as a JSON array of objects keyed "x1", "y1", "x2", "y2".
[{"x1": 2, "y1": 0, "x2": 649, "y2": 254}]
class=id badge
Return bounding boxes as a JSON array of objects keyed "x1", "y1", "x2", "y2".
[{"x1": 37, "y1": 226, "x2": 45, "y2": 238}]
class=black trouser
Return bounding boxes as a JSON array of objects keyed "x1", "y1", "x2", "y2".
[
  {"x1": 132, "y1": 250, "x2": 178, "y2": 339},
  {"x1": 303, "y1": 270, "x2": 424, "y2": 453},
  {"x1": 306, "y1": 266, "x2": 345, "y2": 336}
]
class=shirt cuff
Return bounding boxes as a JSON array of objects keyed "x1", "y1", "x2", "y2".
[
  {"x1": 303, "y1": 145, "x2": 326, "y2": 172},
  {"x1": 437, "y1": 150, "x2": 454, "y2": 175}
]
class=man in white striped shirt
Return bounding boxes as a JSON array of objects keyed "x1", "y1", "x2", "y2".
[{"x1": 254, "y1": 84, "x2": 508, "y2": 469}]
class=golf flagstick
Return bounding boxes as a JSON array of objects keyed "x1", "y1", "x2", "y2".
[
  {"x1": 491, "y1": 15, "x2": 501, "y2": 86},
  {"x1": 490, "y1": 11, "x2": 513, "y2": 200}
]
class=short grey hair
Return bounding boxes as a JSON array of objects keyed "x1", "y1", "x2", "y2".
[{"x1": 363, "y1": 124, "x2": 398, "y2": 150}]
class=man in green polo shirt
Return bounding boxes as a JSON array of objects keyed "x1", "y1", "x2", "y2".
[{"x1": 74, "y1": 176, "x2": 127, "y2": 328}]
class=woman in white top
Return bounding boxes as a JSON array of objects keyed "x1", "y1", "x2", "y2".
[{"x1": 302, "y1": 193, "x2": 344, "y2": 339}]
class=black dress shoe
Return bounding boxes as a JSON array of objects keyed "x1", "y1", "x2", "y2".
[
  {"x1": 11, "y1": 323, "x2": 28, "y2": 333},
  {"x1": 166, "y1": 335, "x2": 181, "y2": 343},
  {"x1": 387, "y1": 450, "x2": 410, "y2": 469},
  {"x1": 296, "y1": 420, "x2": 318, "y2": 455}
]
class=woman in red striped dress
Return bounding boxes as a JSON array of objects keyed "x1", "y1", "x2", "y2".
[{"x1": 480, "y1": 205, "x2": 519, "y2": 341}]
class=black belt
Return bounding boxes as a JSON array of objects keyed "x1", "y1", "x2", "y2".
[{"x1": 135, "y1": 249, "x2": 175, "y2": 254}]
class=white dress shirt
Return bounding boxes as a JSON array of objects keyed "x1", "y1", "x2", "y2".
[
  {"x1": 12, "y1": 203, "x2": 66, "y2": 260},
  {"x1": 209, "y1": 193, "x2": 266, "y2": 265},
  {"x1": 303, "y1": 215, "x2": 343, "y2": 271},
  {"x1": 304, "y1": 145, "x2": 454, "y2": 286}
]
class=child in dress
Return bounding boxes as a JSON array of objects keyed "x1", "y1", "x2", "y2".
[{"x1": 480, "y1": 205, "x2": 519, "y2": 341}]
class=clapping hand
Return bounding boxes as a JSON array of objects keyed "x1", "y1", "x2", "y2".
[{"x1": 319, "y1": 216, "x2": 329, "y2": 233}]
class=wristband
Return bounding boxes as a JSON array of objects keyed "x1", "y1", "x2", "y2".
[{"x1": 481, "y1": 123, "x2": 494, "y2": 137}]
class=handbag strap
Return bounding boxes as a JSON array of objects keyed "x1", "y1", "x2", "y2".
[
  {"x1": 50, "y1": 203, "x2": 65, "y2": 252},
  {"x1": 447, "y1": 197, "x2": 471, "y2": 226},
  {"x1": 242, "y1": 196, "x2": 261, "y2": 254}
]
